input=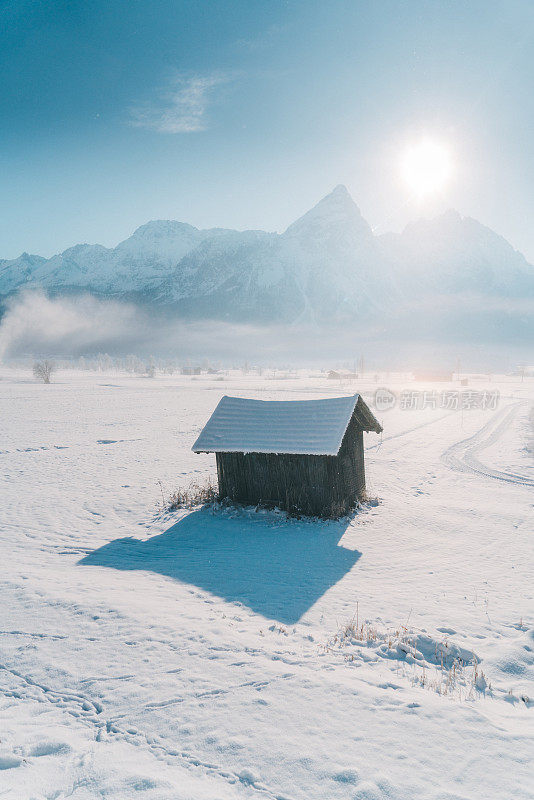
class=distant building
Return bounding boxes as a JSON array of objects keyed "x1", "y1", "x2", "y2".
[
  {"x1": 192, "y1": 394, "x2": 382, "y2": 517},
  {"x1": 328, "y1": 370, "x2": 359, "y2": 380}
]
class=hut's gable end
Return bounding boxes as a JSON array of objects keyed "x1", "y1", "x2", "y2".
[
  {"x1": 352, "y1": 395, "x2": 383, "y2": 434},
  {"x1": 336, "y1": 411, "x2": 366, "y2": 498}
]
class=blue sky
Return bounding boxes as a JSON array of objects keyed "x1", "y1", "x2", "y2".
[{"x1": 1, "y1": 0, "x2": 534, "y2": 260}]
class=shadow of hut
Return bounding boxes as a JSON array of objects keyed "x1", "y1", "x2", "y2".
[{"x1": 79, "y1": 508, "x2": 361, "y2": 624}]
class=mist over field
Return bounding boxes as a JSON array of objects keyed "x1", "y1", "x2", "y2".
[{"x1": 0, "y1": 288, "x2": 530, "y2": 373}]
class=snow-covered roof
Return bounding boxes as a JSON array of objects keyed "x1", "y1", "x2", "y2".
[{"x1": 192, "y1": 394, "x2": 382, "y2": 456}]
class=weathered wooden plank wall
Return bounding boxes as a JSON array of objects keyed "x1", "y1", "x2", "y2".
[{"x1": 215, "y1": 411, "x2": 367, "y2": 517}]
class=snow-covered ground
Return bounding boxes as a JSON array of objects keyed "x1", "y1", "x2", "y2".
[{"x1": 1, "y1": 367, "x2": 533, "y2": 800}]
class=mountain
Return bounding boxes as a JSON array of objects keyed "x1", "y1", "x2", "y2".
[
  {"x1": 0, "y1": 252, "x2": 47, "y2": 292},
  {"x1": 27, "y1": 222, "x2": 207, "y2": 295},
  {"x1": 1, "y1": 186, "x2": 533, "y2": 334},
  {"x1": 381, "y1": 209, "x2": 534, "y2": 297}
]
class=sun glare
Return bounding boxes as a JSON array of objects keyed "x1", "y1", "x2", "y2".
[{"x1": 400, "y1": 139, "x2": 453, "y2": 198}]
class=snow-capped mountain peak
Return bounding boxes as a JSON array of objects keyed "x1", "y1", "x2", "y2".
[
  {"x1": 394, "y1": 208, "x2": 532, "y2": 295},
  {"x1": 130, "y1": 219, "x2": 198, "y2": 237},
  {"x1": 283, "y1": 184, "x2": 372, "y2": 241}
]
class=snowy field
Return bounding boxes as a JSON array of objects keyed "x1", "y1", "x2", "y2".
[{"x1": 1, "y1": 367, "x2": 533, "y2": 800}]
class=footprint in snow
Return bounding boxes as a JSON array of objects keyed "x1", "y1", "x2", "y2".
[
  {"x1": 0, "y1": 755, "x2": 22, "y2": 770},
  {"x1": 332, "y1": 769, "x2": 359, "y2": 784},
  {"x1": 26, "y1": 742, "x2": 71, "y2": 758}
]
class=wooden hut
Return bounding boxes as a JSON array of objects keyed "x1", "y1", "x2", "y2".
[{"x1": 192, "y1": 394, "x2": 382, "y2": 517}]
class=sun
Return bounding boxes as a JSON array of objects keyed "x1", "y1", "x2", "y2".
[{"x1": 400, "y1": 139, "x2": 453, "y2": 198}]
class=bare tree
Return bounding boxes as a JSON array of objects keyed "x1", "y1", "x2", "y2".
[{"x1": 33, "y1": 360, "x2": 55, "y2": 384}]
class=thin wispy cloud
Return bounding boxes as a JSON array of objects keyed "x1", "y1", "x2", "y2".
[{"x1": 129, "y1": 72, "x2": 230, "y2": 134}]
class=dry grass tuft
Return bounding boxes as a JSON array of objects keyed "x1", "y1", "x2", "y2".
[
  {"x1": 326, "y1": 604, "x2": 488, "y2": 701},
  {"x1": 160, "y1": 477, "x2": 218, "y2": 512},
  {"x1": 357, "y1": 490, "x2": 380, "y2": 507}
]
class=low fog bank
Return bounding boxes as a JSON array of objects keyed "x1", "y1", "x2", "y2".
[{"x1": 0, "y1": 290, "x2": 530, "y2": 373}]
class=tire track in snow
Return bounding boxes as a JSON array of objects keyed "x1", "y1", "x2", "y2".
[
  {"x1": 365, "y1": 411, "x2": 454, "y2": 451},
  {"x1": 441, "y1": 402, "x2": 534, "y2": 487}
]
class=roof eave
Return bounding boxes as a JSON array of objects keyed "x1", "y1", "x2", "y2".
[{"x1": 193, "y1": 448, "x2": 340, "y2": 456}]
